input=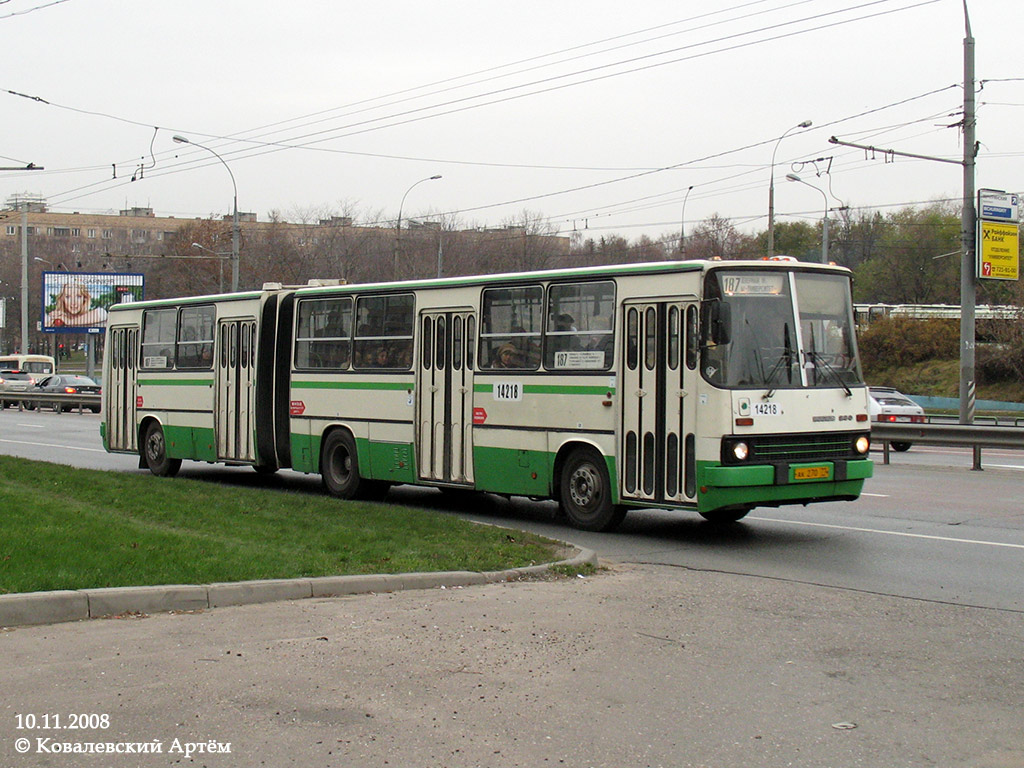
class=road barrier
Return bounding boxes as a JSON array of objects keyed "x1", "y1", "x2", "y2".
[
  {"x1": 0, "y1": 391, "x2": 101, "y2": 414},
  {"x1": 871, "y1": 421, "x2": 1024, "y2": 470}
]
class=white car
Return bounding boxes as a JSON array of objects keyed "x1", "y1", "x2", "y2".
[{"x1": 868, "y1": 387, "x2": 925, "y2": 452}]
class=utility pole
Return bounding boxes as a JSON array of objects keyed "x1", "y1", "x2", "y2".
[
  {"x1": 829, "y1": 3, "x2": 977, "y2": 425},
  {"x1": 959, "y1": 4, "x2": 977, "y2": 425},
  {"x1": 21, "y1": 210, "x2": 28, "y2": 354}
]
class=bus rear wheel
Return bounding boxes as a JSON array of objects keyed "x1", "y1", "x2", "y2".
[
  {"x1": 559, "y1": 447, "x2": 625, "y2": 532},
  {"x1": 321, "y1": 430, "x2": 389, "y2": 500},
  {"x1": 142, "y1": 422, "x2": 181, "y2": 478}
]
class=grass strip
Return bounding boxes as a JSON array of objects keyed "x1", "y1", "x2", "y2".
[{"x1": 0, "y1": 456, "x2": 559, "y2": 594}]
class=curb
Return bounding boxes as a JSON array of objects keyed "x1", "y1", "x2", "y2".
[{"x1": 0, "y1": 547, "x2": 598, "y2": 629}]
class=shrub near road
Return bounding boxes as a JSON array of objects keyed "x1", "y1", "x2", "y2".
[{"x1": 0, "y1": 456, "x2": 558, "y2": 594}]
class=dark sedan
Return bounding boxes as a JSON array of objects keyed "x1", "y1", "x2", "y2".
[{"x1": 34, "y1": 374, "x2": 102, "y2": 413}]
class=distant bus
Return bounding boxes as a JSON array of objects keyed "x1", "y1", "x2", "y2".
[
  {"x1": 101, "y1": 260, "x2": 872, "y2": 531},
  {"x1": 0, "y1": 354, "x2": 56, "y2": 376}
]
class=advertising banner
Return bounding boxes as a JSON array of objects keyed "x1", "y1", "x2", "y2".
[{"x1": 41, "y1": 272, "x2": 144, "y2": 334}]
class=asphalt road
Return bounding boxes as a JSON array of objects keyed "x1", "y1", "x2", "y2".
[
  {"x1": 2, "y1": 409, "x2": 1023, "y2": 767},
  {"x1": 3, "y1": 409, "x2": 1022, "y2": 612}
]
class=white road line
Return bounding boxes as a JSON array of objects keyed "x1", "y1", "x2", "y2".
[
  {"x1": 860, "y1": 492, "x2": 890, "y2": 497},
  {"x1": 0, "y1": 438, "x2": 106, "y2": 453},
  {"x1": 749, "y1": 516, "x2": 1024, "y2": 550}
]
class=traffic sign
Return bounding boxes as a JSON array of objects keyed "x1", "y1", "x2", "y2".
[
  {"x1": 978, "y1": 189, "x2": 1019, "y2": 223},
  {"x1": 978, "y1": 220, "x2": 1020, "y2": 281}
]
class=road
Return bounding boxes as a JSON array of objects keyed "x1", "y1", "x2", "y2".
[
  {"x1": 3, "y1": 409, "x2": 1022, "y2": 612},
  {"x1": 2, "y1": 410, "x2": 1023, "y2": 767}
]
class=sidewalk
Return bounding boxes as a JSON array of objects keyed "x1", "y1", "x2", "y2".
[{"x1": 2, "y1": 561, "x2": 1021, "y2": 767}]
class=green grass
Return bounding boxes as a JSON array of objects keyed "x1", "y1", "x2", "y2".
[
  {"x1": 868, "y1": 359, "x2": 1024, "y2": 404},
  {"x1": 0, "y1": 456, "x2": 560, "y2": 594}
]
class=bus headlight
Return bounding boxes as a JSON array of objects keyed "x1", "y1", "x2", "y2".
[
  {"x1": 732, "y1": 441, "x2": 750, "y2": 461},
  {"x1": 855, "y1": 435, "x2": 870, "y2": 455}
]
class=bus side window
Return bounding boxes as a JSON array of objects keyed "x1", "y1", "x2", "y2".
[
  {"x1": 544, "y1": 281, "x2": 614, "y2": 371},
  {"x1": 354, "y1": 293, "x2": 414, "y2": 370},
  {"x1": 479, "y1": 286, "x2": 542, "y2": 370},
  {"x1": 140, "y1": 308, "x2": 177, "y2": 370}
]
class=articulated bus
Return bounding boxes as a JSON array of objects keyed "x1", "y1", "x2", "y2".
[{"x1": 101, "y1": 260, "x2": 873, "y2": 531}]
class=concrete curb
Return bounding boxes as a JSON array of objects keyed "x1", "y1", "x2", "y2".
[{"x1": 0, "y1": 547, "x2": 598, "y2": 629}]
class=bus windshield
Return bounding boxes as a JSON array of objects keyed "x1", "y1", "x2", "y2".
[{"x1": 701, "y1": 269, "x2": 863, "y2": 390}]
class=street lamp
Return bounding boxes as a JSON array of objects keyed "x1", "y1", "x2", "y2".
[
  {"x1": 191, "y1": 243, "x2": 231, "y2": 293},
  {"x1": 394, "y1": 175, "x2": 442, "y2": 279},
  {"x1": 173, "y1": 135, "x2": 240, "y2": 292},
  {"x1": 678, "y1": 185, "x2": 694, "y2": 258},
  {"x1": 785, "y1": 173, "x2": 829, "y2": 263},
  {"x1": 768, "y1": 120, "x2": 812, "y2": 258}
]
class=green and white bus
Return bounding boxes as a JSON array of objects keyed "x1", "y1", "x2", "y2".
[{"x1": 101, "y1": 260, "x2": 872, "y2": 531}]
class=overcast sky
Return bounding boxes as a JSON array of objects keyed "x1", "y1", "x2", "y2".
[{"x1": 1, "y1": 0, "x2": 1020, "y2": 245}]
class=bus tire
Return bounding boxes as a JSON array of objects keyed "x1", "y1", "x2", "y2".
[
  {"x1": 699, "y1": 505, "x2": 751, "y2": 524},
  {"x1": 142, "y1": 422, "x2": 181, "y2": 478},
  {"x1": 321, "y1": 430, "x2": 368, "y2": 500},
  {"x1": 559, "y1": 447, "x2": 625, "y2": 532},
  {"x1": 891, "y1": 441, "x2": 912, "y2": 452}
]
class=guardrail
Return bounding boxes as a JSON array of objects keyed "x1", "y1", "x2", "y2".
[
  {"x1": 0, "y1": 391, "x2": 101, "y2": 414},
  {"x1": 872, "y1": 422, "x2": 1024, "y2": 470}
]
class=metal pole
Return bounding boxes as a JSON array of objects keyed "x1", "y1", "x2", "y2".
[
  {"x1": 394, "y1": 175, "x2": 442, "y2": 280},
  {"x1": 20, "y1": 210, "x2": 28, "y2": 354},
  {"x1": 768, "y1": 121, "x2": 812, "y2": 258},
  {"x1": 959, "y1": 3, "x2": 977, "y2": 426},
  {"x1": 679, "y1": 185, "x2": 693, "y2": 257},
  {"x1": 822, "y1": 213, "x2": 829, "y2": 264},
  {"x1": 173, "y1": 136, "x2": 239, "y2": 291},
  {"x1": 231, "y1": 197, "x2": 239, "y2": 292}
]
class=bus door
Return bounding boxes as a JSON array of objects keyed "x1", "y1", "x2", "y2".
[
  {"x1": 620, "y1": 300, "x2": 699, "y2": 505},
  {"x1": 107, "y1": 326, "x2": 139, "y2": 452},
  {"x1": 216, "y1": 318, "x2": 257, "y2": 462},
  {"x1": 417, "y1": 310, "x2": 475, "y2": 486}
]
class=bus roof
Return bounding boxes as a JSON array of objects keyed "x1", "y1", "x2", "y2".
[{"x1": 106, "y1": 259, "x2": 851, "y2": 310}]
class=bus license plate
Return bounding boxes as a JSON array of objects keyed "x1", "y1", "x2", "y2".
[{"x1": 794, "y1": 466, "x2": 830, "y2": 481}]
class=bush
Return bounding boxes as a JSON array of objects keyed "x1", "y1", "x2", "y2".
[{"x1": 858, "y1": 317, "x2": 958, "y2": 373}]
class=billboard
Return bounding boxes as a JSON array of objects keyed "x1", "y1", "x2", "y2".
[{"x1": 41, "y1": 271, "x2": 144, "y2": 334}]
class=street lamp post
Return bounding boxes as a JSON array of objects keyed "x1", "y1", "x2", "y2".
[
  {"x1": 173, "y1": 136, "x2": 240, "y2": 292},
  {"x1": 191, "y1": 243, "x2": 231, "y2": 293},
  {"x1": 786, "y1": 173, "x2": 829, "y2": 263},
  {"x1": 679, "y1": 185, "x2": 694, "y2": 258},
  {"x1": 768, "y1": 120, "x2": 812, "y2": 258},
  {"x1": 394, "y1": 175, "x2": 442, "y2": 280}
]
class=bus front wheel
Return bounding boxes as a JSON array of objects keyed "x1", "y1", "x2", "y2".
[
  {"x1": 142, "y1": 422, "x2": 181, "y2": 478},
  {"x1": 559, "y1": 447, "x2": 626, "y2": 532}
]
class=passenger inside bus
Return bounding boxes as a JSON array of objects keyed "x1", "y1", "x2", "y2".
[{"x1": 494, "y1": 342, "x2": 525, "y2": 368}]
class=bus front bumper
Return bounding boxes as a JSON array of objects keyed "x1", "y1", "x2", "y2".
[{"x1": 696, "y1": 458, "x2": 874, "y2": 513}]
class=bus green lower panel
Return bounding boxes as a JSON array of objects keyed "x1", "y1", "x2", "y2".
[
  {"x1": 696, "y1": 459, "x2": 873, "y2": 512},
  {"x1": 291, "y1": 433, "x2": 319, "y2": 474},
  {"x1": 290, "y1": 433, "x2": 417, "y2": 483},
  {"x1": 163, "y1": 425, "x2": 217, "y2": 462},
  {"x1": 366, "y1": 440, "x2": 417, "y2": 483},
  {"x1": 474, "y1": 446, "x2": 552, "y2": 497}
]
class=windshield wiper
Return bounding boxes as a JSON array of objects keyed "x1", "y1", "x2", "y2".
[
  {"x1": 805, "y1": 350, "x2": 852, "y2": 397},
  {"x1": 763, "y1": 324, "x2": 793, "y2": 399}
]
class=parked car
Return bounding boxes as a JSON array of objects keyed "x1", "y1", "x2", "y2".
[
  {"x1": 34, "y1": 374, "x2": 102, "y2": 413},
  {"x1": 0, "y1": 370, "x2": 37, "y2": 408},
  {"x1": 868, "y1": 387, "x2": 925, "y2": 452}
]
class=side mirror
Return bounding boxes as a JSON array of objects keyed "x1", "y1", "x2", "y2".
[{"x1": 706, "y1": 301, "x2": 732, "y2": 346}]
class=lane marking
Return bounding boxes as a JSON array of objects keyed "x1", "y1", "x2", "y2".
[
  {"x1": 749, "y1": 516, "x2": 1024, "y2": 550},
  {"x1": 0, "y1": 438, "x2": 106, "y2": 453},
  {"x1": 861, "y1": 492, "x2": 890, "y2": 497}
]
